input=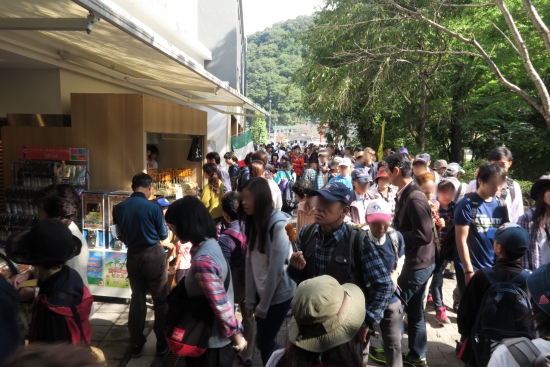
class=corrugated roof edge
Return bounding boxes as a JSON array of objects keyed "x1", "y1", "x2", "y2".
[{"x1": 72, "y1": 0, "x2": 269, "y2": 116}]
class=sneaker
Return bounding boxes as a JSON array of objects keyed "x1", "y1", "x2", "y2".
[
  {"x1": 156, "y1": 341, "x2": 169, "y2": 356},
  {"x1": 436, "y1": 307, "x2": 451, "y2": 325},
  {"x1": 131, "y1": 343, "x2": 144, "y2": 358},
  {"x1": 368, "y1": 346, "x2": 387, "y2": 364},
  {"x1": 427, "y1": 293, "x2": 435, "y2": 309},
  {"x1": 403, "y1": 355, "x2": 428, "y2": 367}
]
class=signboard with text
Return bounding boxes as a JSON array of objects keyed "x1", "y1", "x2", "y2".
[
  {"x1": 87, "y1": 252, "x2": 104, "y2": 286},
  {"x1": 104, "y1": 252, "x2": 130, "y2": 288},
  {"x1": 18, "y1": 146, "x2": 87, "y2": 161}
]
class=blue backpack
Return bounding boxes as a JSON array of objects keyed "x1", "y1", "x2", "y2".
[
  {"x1": 471, "y1": 268, "x2": 533, "y2": 367},
  {"x1": 278, "y1": 171, "x2": 295, "y2": 212}
]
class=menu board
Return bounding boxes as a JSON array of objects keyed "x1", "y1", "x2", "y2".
[
  {"x1": 87, "y1": 251, "x2": 104, "y2": 286},
  {"x1": 104, "y1": 252, "x2": 129, "y2": 288}
]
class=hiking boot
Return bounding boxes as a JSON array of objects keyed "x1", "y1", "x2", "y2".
[
  {"x1": 436, "y1": 307, "x2": 451, "y2": 325},
  {"x1": 452, "y1": 300, "x2": 460, "y2": 313},
  {"x1": 131, "y1": 343, "x2": 144, "y2": 358},
  {"x1": 368, "y1": 346, "x2": 387, "y2": 364},
  {"x1": 156, "y1": 341, "x2": 169, "y2": 356},
  {"x1": 403, "y1": 355, "x2": 428, "y2": 367},
  {"x1": 427, "y1": 293, "x2": 435, "y2": 309}
]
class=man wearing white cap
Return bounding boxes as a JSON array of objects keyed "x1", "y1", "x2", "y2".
[
  {"x1": 364, "y1": 200, "x2": 405, "y2": 367},
  {"x1": 445, "y1": 162, "x2": 467, "y2": 202},
  {"x1": 328, "y1": 157, "x2": 353, "y2": 190}
]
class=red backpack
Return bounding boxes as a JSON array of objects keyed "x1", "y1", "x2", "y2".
[{"x1": 30, "y1": 286, "x2": 93, "y2": 344}]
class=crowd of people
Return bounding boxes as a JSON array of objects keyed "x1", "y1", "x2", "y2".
[{"x1": 3, "y1": 143, "x2": 550, "y2": 367}]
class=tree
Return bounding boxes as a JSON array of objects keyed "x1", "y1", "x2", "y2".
[
  {"x1": 383, "y1": 0, "x2": 550, "y2": 129},
  {"x1": 250, "y1": 116, "x2": 268, "y2": 145}
]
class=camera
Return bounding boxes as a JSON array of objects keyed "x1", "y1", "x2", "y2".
[{"x1": 86, "y1": 12, "x2": 100, "y2": 35}]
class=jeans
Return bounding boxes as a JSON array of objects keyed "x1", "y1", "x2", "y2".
[
  {"x1": 127, "y1": 244, "x2": 168, "y2": 346},
  {"x1": 255, "y1": 298, "x2": 292, "y2": 365},
  {"x1": 380, "y1": 301, "x2": 403, "y2": 367},
  {"x1": 429, "y1": 260, "x2": 448, "y2": 308},
  {"x1": 398, "y1": 263, "x2": 435, "y2": 361}
]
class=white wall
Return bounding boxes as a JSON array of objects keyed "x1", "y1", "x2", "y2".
[
  {"x1": 204, "y1": 107, "x2": 229, "y2": 156},
  {"x1": 0, "y1": 69, "x2": 62, "y2": 117}
]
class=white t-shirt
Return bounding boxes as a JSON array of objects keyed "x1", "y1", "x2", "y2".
[
  {"x1": 250, "y1": 247, "x2": 269, "y2": 299},
  {"x1": 66, "y1": 222, "x2": 89, "y2": 289},
  {"x1": 488, "y1": 338, "x2": 550, "y2": 367},
  {"x1": 541, "y1": 220, "x2": 550, "y2": 265},
  {"x1": 266, "y1": 348, "x2": 285, "y2": 367},
  {"x1": 267, "y1": 178, "x2": 283, "y2": 210}
]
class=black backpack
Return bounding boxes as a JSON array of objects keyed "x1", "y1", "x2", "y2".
[
  {"x1": 471, "y1": 268, "x2": 533, "y2": 367},
  {"x1": 280, "y1": 171, "x2": 295, "y2": 213}
]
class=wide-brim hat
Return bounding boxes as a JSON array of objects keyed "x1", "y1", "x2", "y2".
[
  {"x1": 288, "y1": 276, "x2": 366, "y2": 353},
  {"x1": 6, "y1": 218, "x2": 82, "y2": 266},
  {"x1": 375, "y1": 167, "x2": 389, "y2": 184},
  {"x1": 530, "y1": 175, "x2": 550, "y2": 201}
]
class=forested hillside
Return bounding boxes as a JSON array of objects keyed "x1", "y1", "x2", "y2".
[{"x1": 246, "y1": 15, "x2": 312, "y2": 126}]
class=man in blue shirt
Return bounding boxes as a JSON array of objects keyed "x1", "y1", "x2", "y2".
[
  {"x1": 454, "y1": 162, "x2": 508, "y2": 296},
  {"x1": 112, "y1": 173, "x2": 169, "y2": 358}
]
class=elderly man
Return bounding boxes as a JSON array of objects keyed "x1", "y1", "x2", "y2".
[{"x1": 287, "y1": 182, "x2": 393, "y2": 365}]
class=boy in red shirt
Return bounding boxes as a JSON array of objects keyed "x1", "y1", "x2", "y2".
[{"x1": 291, "y1": 145, "x2": 305, "y2": 178}]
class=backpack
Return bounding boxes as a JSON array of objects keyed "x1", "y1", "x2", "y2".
[
  {"x1": 231, "y1": 174, "x2": 239, "y2": 192},
  {"x1": 471, "y1": 268, "x2": 533, "y2": 367},
  {"x1": 221, "y1": 228, "x2": 248, "y2": 284},
  {"x1": 165, "y1": 270, "x2": 231, "y2": 357},
  {"x1": 279, "y1": 171, "x2": 295, "y2": 213},
  {"x1": 502, "y1": 337, "x2": 550, "y2": 367}
]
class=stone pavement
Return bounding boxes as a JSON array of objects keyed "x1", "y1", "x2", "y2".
[{"x1": 94, "y1": 271, "x2": 463, "y2": 367}]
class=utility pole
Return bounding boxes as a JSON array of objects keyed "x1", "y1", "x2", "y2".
[{"x1": 269, "y1": 99, "x2": 272, "y2": 143}]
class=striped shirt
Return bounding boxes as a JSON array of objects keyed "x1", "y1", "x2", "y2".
[{"x1": 194, "y1": 255, "x2": 243, "y2": 337}]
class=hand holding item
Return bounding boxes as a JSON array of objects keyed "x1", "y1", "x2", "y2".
[{"x1": 290, "y1": 251, "x2": 306, "y2": 270}]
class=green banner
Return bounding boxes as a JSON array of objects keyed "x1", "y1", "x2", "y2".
[{"x1": 231, "y1": 130, "x2": 253, "y2": 150}]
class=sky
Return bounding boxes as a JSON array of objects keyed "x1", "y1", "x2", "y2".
[{"x1": 243, "y1": 0, "x2": 323, "y2": 35}]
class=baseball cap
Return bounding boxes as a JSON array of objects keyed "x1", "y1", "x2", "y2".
[
  {"x1": 446, "y1": 162, "x2": 465, "y2": 175},
  {"x1": 398, "y1": 147, "x2": 409, "y2": 154},
  {"x1": 419, "y1": 153, "x2": 431, "y2": 162},
  {"x1": 366, "y1": 200, "x2": 392, "y2": 224},
  {"x1": 486, "y1": 223, "x2": 529, "y2": 257},
  {"x1": 413, "y1": 155, "x2": 428, "y2": 165},
  {"x1": 157, "y1": 198, "x2": 171, "y2": 207},
  {"x1": 434, "y1": 160, "x2": 448, "y2": 170},
  {"x1": 374, "y1": 167, "x2": 389, "y2": 184},
  {"x1": 339, "y1": 158, "x2": 352, "y2": 167},
  {"x1": 351, "y1": 168, "x2": 372, "y2": 185},
  {"x1": 319, "y1": 149, "x2": 329, "y2": 156},
  {"x1": 528, "y1": 263, "x2": 550, "y2": 316},
  {"x1": 6, "y1": 218, "x2": 82, "y2": 266},
  {"x1": 310, "y1": 182, "x2": 352, "y2": 206}
]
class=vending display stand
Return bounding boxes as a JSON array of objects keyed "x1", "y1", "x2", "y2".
[{"x1": 83, "y1": 190, "x2": 132, "y2": 298}]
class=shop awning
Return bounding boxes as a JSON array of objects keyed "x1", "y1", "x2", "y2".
[{"x1": 0, "y1": 0, "x2": 268, "y2": 118}]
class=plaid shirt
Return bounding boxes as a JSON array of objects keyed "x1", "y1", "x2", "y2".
[
  {"x1": 295, "y1": 223, "x2": 393, "y2": 325},
  {"x1": 438, "y1": 202, "x2": 455, "y2": 240},
  {"x1": 518, "y1": 207, "x2": 547, "y2": 272},
  {"x1": 194, "y1": 255, "x2": 243, "y2": 337},
  {"x1": 302, "y1": 168, "x2": 325, "y2": 191}
]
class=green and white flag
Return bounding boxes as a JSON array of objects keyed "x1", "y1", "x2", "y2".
[{"x1": 231, "y1": 130, "x2": 254, "y2": 160}]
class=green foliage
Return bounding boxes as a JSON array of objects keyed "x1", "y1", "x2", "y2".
[
  {"x1": 250, "y1": 116, "x2": 268, "y2": 145},
  {"x1": 246, "y1": 16, "x2": 313, "y2": 126}
]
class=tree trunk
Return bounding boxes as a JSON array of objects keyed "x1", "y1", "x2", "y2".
[{"x1": 450, "y1": 117, "x2": 463, "y2": 163}]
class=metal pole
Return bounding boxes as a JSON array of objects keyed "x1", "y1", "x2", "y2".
[{"x1": 269, "y1": 99, "x2": 272, "y2": 143}]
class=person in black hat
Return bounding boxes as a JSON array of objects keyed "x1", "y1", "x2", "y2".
[
  {"x1": 457, "y1": 223, "x2": 531, "y2": 364},
  {"x1": 287, "y1": 182, "x2": 393, "y2": 365},
  {"x1": 6, "y1": 218, "x2": 92, "y2": 345}
]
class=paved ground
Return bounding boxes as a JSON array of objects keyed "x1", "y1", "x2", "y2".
[{"x1": 94, "y1": 271, "x2": 462, "y2": 367}]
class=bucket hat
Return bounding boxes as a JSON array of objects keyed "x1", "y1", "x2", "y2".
[
  {"x1": 530, "y1": 175, "x2": 550, "y2": 201},
  {"x1": 6, "y1": 218, "x2": 82, "y2": 266},
  {"x1": 434, "y1": 160, "x2": 448, "y2": 170},
  {"x1": 288, "y1": 275, "x2": 366, "y2": 353}
]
